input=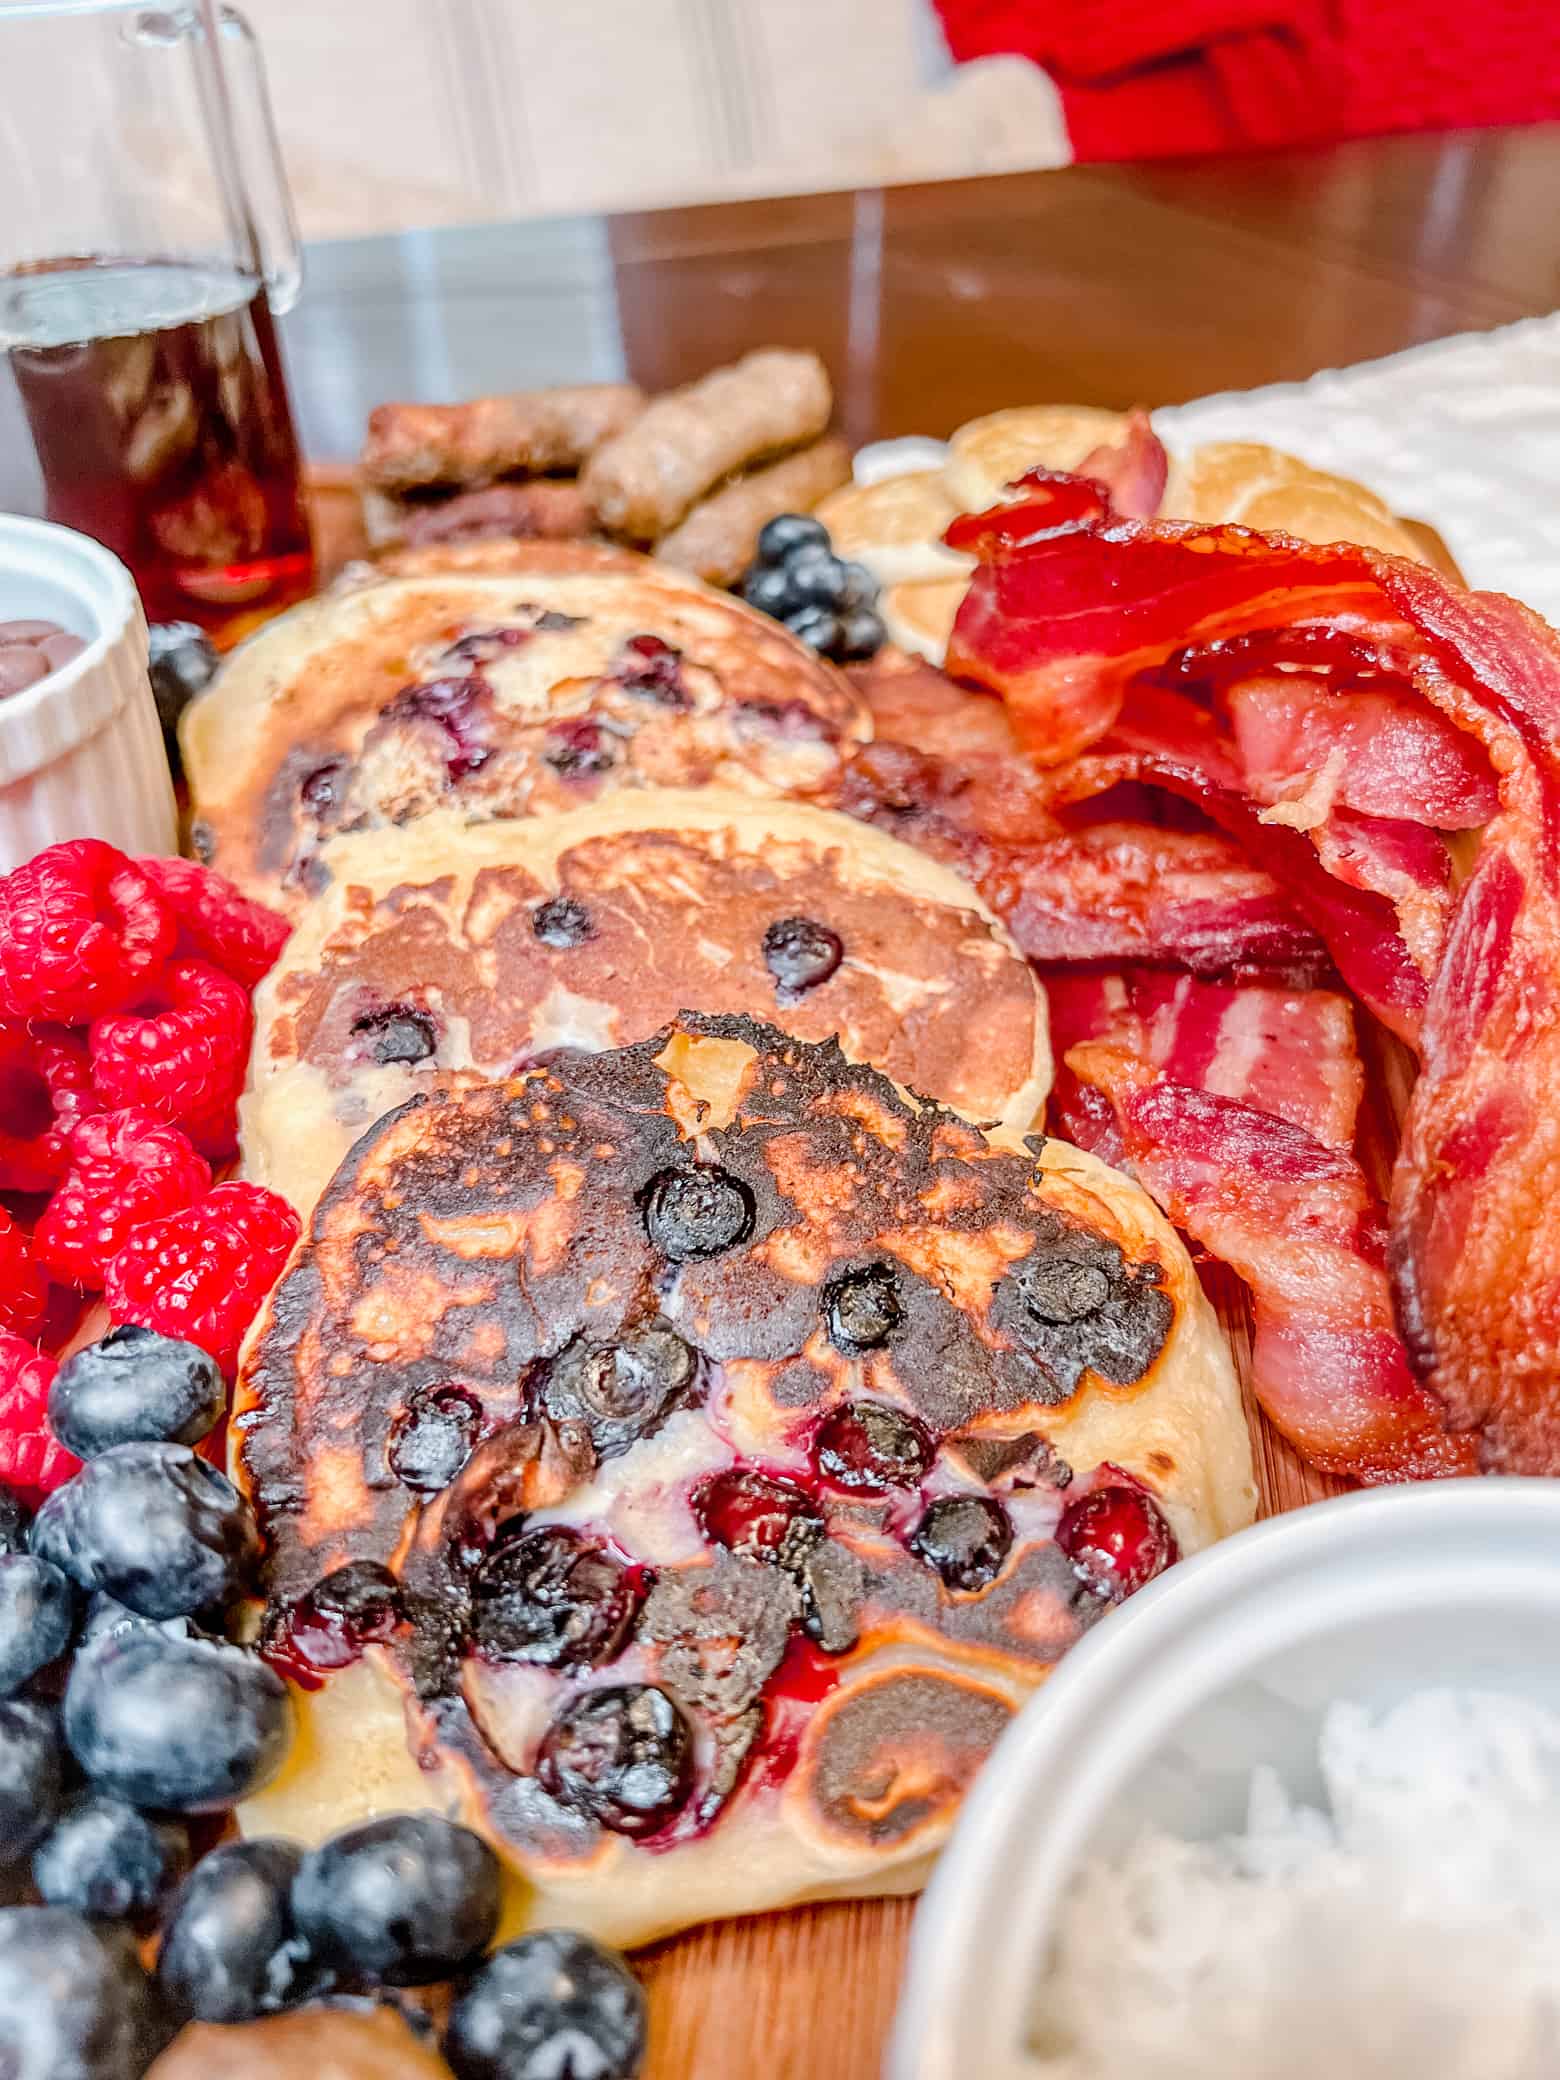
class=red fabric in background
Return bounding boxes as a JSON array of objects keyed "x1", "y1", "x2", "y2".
[{"x1": 932, "y1": 0, "x2": 1560, "y2": 159}]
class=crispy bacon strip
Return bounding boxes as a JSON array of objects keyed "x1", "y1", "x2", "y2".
[
  {"x1": 1062, "y1": 1038, "x2": 1475, "y2": 1483},
  {"x1": 946, "y1": 517, "x2": 1502, "y2": 1037},
  {"x1": 1045, "y1": 969, "x2": 1363, "y2": 1151},
  {"x1": 1378, "y1": 571, "x2": 1560, "y2": 1472},
  {"x1": 840, "y1": 656, "x2": 1326, "y2": 978},
  {"x1": 945, "y1": 510, "x2": 1560, "y2": 1471}
]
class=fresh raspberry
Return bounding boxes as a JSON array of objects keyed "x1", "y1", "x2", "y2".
[
  {"x1": 0, "y1": 1023, "x2": 66, "y2": 1192},
  {"x1": 0, "y1": 1333, "x2": 81, "y2": 1505},
  {"x1": 33, "y1": 1109, "x2": 212, "y2": 1290},
  {"x1": 104, "y1": 1181, "x2": 301, "y2": 1374},
  {"x1": 0, "y1": 1210, "x2": 47, "y2": 1336},
  {"x1": 0, "y1": 840, "x2": 175, "y2": 1023},
  {"x1": 89, "y1": 958, "x2": 252, "y2": 1157},
  {"x1": 136, "y1": 855, "x2": 291, "y2": 989},
  {"x1": 32, "y1": 1024, "x2": 101, "y2": 1132}
]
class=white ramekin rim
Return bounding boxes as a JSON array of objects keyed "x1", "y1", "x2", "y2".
[{"x1": 888, "y1": 1478, "x2": 1560, "y2": 2080}]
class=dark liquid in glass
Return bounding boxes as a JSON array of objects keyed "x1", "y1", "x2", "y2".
[{"x1": 1, "y1": 256, "x2": 314, "y2": 635}]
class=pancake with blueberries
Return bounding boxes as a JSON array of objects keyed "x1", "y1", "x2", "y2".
[
  {"x1": 234, "y1": 1016, "x2": 1255, "y2": 1948},
  {"x1": 180, "y1": 544, "x2": 868, "y2": 911},
  {"x1": 239, "y1": 794, "x2": 1052, "y2": 1217}
]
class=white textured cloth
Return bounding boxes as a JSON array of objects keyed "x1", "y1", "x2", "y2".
[{"x1": 1157, "y1": 314, "x2": 1560, "y2": 627}]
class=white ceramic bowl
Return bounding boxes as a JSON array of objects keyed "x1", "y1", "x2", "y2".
[
  {"x1": 0, "y1": 514, "x2": 177, "y2": 872},
  {"x1": 889, "y1": 1479, "x2": 1560, "y2": 2080}
]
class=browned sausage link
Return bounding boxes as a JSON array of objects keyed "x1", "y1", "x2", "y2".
[
  {"x1": 655, "y1": 437, "x2": 853, "y2": 586},
  {"x1": 582, "y1": 349, "x2": 833, "y2": 541},
  {"x1": 360, "y1": 383, "x2": 647, "y2": 490},
  {"x1": 364, "y1": 479, "x2": 595, "y2": 551}
]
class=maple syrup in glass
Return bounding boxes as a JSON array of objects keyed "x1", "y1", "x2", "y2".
[{"x1": 2, "y1": 256, "x2": 314, "y2": 635}]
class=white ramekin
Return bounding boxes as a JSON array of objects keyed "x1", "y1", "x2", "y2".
[
  {"x1": 0, "y1": 514, "x2": 177, "y2": 873},
  {"x1": 888, "y1": 1479, "x2": 1560, "y2": 2080}
]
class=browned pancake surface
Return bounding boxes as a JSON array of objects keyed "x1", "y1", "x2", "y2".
[
  {"x1": 181, "y1": 547, "x2": 867, "y2": 907},
  {"x1": 235, "y1": 1020, "x2": 1251, "y2": 1940}
]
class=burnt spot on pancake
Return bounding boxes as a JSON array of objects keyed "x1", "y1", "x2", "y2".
[
  {"x1": 639, "y1": 1551, "x2": 800, "y2": 1723},
  {"x1": 641, "y1": 1165, "x2": 755, "y2": 1261},
  {"x1": 823, "y1": 1263, "x2": 904, "y2": 1354},
  {"x1": 992, "y1": 1214, "x2": 1174, "y2": 1400},
  {"x1": 799, "y1": 1538, "x2": 869, "y2": 1654},
  {"x1": 534, "y1": 1323, "x2": 697, "y2": 1457},
  {"x1": 236, "y1": 1014, "x2": 1184, "y2": 1868},
  {"x1": 942, "y1": 1429, "x2": 1073, "y2": 1493},
  {"x1": 388, "y1": 1384, "x2": 483, "y2": 1492},
  {"x1": 801, "y1": 1670, "x2": 1013, "y2": 1850}
]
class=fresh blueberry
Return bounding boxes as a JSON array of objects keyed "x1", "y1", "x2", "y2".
[
  {"x1": 784, "y1": 603, "x2": 842, "y2": 655},
  {"x1": 471, "y1": 1526, "x2": 639, "y2": 1670},
  {"x1": 157, "y1": 1837, "x2": 312, "y2": 2023},
  {"x1": 0, "y1": 1907, "x2": 170, "y2": 2080},
  {"x1": 740, "y1": 563, "x2": 797, "y2": 618},
  {"x1": 836, "y1": 607, "x2": 887, "y2": 661},
  {"x1": 49, "y1": 1327, "x2": 226, "y2": 1460},
  {"x1": 0, "y1": 1701, "x2": 63, "y2": 1862},
  {"x1": 64, "y1": 1632, "x2": 291, "y2": 1813},
  {"x1": 31, "y1": 1442, "x2": 259, "y2": 1619},
  {"x1": 290, "y1": 1813, "x2": 502, "y2": 1987},
  {"x1": 33, "y1": 1795, "x2": 188, "y2": 1921},
  {"x1": 147, "y1": 621, "x2": 220, "y2": 744},
  {"x1": 908, "y1": 1494, "x2": 1013, "y2": 1593},
  {"x1": 0, "y1": 1553, "x2": 75, "y2": 1694},
  {"x1": 0, "y1": 1487, "x2": 30, "y2": 1557},
  {"x1": 756, "y1": 512, "x2": 829, "y2": 566},
  {"x1": 785, "y1": 549, "x2": 849, "y2": 609},
  {"x1": 836, "y1": 560, "x2": 879, "y2": 611},
  {"x1": 537, "y1": 1684, "x2": 692, "y2": 1838},
  {"x1": 446, "y1": 1929, "x2": 646, "y2": 2080},
  {"x1": 76, "y1": 1594, "x2": 192, "y2": 1653}
]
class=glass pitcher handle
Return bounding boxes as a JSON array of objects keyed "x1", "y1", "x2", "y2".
[{"x1": 188, "y1": 1, "x2": 304, "y2": 313}]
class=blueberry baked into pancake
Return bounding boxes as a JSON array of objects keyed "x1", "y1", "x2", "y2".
[
  {"x1": 179, "y1": 544, "x2": 867, "y2": 910},
  {"x1": 233, "y1": 1017, "x2": 1254, "y2": 1948},
  {"x1": 240, "y1": 793, "x2": 1051, "y2": 1217}
]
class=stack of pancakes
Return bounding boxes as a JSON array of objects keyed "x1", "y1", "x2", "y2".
[{"x1": 184, "y1": 535, "x2": 1255, "y2": 1945}]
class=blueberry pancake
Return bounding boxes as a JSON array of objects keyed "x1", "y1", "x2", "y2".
[
  {"x1": 179, "y1": 545, "x2": 868, "y2": 909},
  {"x1": 234, "y1": 1018, "x2": 1255, "y2": 1948},
  {"x1": 240, "y1": 793, "x2": 1052, "y2": 1216}
]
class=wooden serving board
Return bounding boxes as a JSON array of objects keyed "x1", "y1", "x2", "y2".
[{"x1": 273, "y1": 471, "x2": 1372, "y2": 2077}]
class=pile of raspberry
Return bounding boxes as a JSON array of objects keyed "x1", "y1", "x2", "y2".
[{"x1": 0, "y1": 841, "x2": 301, "y2": 1503}]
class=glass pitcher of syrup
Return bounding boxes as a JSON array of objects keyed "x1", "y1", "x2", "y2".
[{"x1": 0, "y1": 1, "x2": 314, "y2": 636}]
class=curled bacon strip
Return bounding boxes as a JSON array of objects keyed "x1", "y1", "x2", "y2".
[
  {"x1": 840, "y1": 655, "x2": 1326, "y2": 979},
  {"x1": 946, "y1": 518, "x2": 1499, "y2": 1037},
  {"x1": 946, "y1": 507, "x2": 1560, "y2": 1473},
  {"x1": 1052, "y1": 988, "x2": 1474, "y2": 1482}
]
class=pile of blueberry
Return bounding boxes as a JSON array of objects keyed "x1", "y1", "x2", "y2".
[
  {"x1": 0, "y1": 1325, "x2": 647, "y2": 2080},
  {"x1": 145, "y1": 623, "x2": 221, "y2": 766},
  {"x1": 738, "y1": 515, "x2": 885, "y2": 663}
]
